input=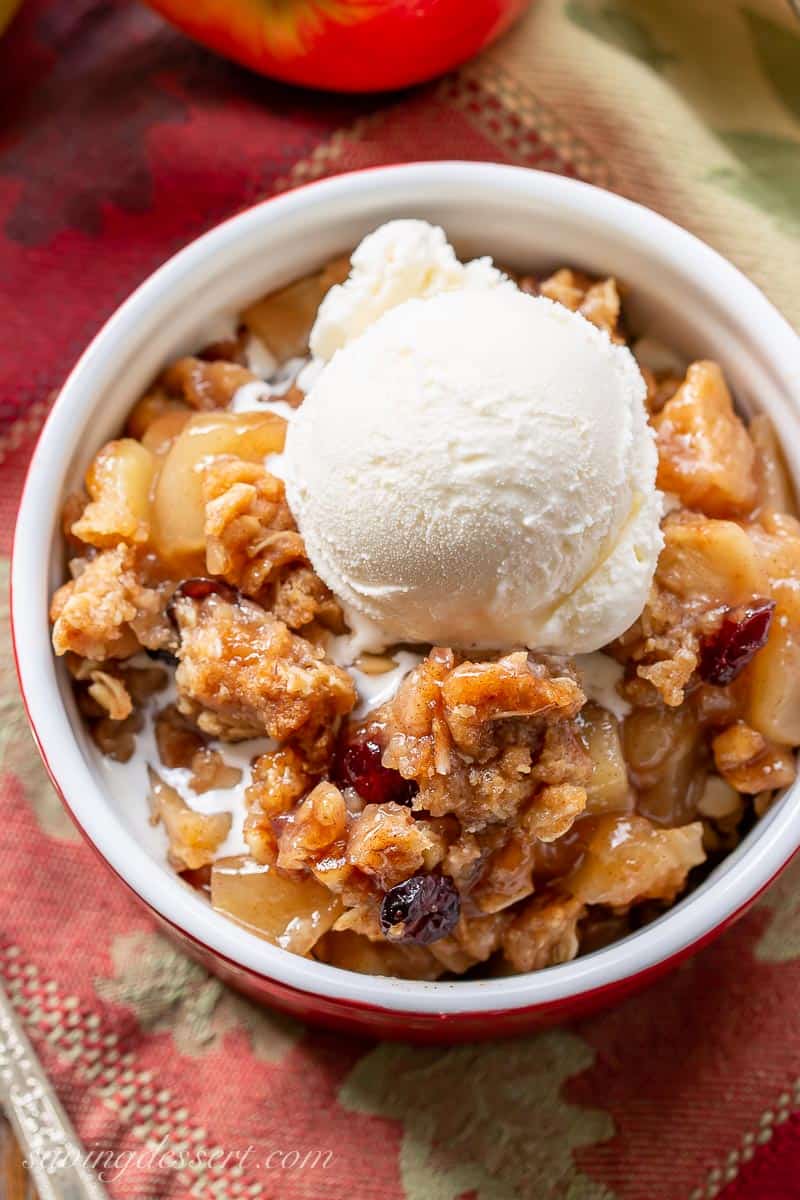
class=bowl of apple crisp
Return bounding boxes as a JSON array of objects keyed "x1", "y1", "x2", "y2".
[{"x1": 12, "y1": 163, "x2": 800, "y2": 1040}]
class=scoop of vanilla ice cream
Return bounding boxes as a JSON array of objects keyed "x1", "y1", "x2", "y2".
[
  {"x1": 285, "y1": 285, "x2": 662, "y2": 655},
  {"x1": 309, "y1": 219, "x2": 506, "y2": 363}
]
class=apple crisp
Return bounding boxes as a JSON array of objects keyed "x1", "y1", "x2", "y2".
[{"x1": 49, "y1": 250, "x2": 800, "y2": 981}]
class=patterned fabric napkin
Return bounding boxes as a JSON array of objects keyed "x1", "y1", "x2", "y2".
[{"x1": 2, "y1": 1, "x2": 800, "y2": 1196}]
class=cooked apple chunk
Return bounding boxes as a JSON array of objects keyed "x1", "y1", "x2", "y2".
[
  {"x1": 654, "y1": 361, "x2": 758, "y2": 517},
  {"x1": 150, "y1": 410, "x2": 286, "y2": 573},
  {"x1": 751, "y1": 414, "x2": 798, "y2": 515},
  {"x1": 241, "y1": 256, "x2": 349, "y2": 362},
  {"x1": 657, "y1": 515, "x2": 766, "y2": 606},
  {"x1": 579, "y1": 704, "x2": 631, "y2": 815},
  {"x1": 567, "y1": 814, "x2": 705, "y2": 906},
  {"x1": 211, "y1": 855, "x2": 342, "y2": 954},
  {"x1": 71, "y1": 439, "x2": 155, "y2": 549}
]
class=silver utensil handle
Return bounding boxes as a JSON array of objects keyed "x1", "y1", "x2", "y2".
[{"x1": 0, "y1": 983, "x2": 108, "y2": 1200}]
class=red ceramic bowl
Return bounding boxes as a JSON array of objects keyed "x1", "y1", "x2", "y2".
[{"x1": 12, "y1": 164, "x2": 800, "y2": 1042}]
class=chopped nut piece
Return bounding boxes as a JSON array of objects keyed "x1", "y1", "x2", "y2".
[
  {"x1": 160, "y1": 357, "x2": 257, "y2": 410},
  {"x1": 538, "y1": 268, "x2": 623, "y2": 340},
  {"x1": 441, "y1": 653, "x2": 583, "y2": 759},
  {"x1": 503, "y1": 892, "x2": 585, "y2": 974},
  {"x1": 712, "y1": 720, "x2": 797, "y2": 793},
  {"x1": 637, "y1": 649, "x2": 698, "y2": 709},
  {"x1": 87, "y1": 670, "x2": 132, "y2": 721},
  {"x1": 246, "y1": 746, "x2": 312, "y2": 808},
  {"x1": 148, "y1": 767, "x2": 232, "y2": 870},
  {"x1": 276, "y1": 781, "x2": 348, "y2": 873},
  {"x1": 346, "y1": 803, "x2": 441, "y2": 890},
  {"x1": 502, "y1": 891, "x2": 585, "y2": 972},
  {"x1": 382, "y1": 648, "x2": 455, "y2": 779},
  {"x1": 429, "y1": 911, "x2": 511, "y2": 973},
  {"x1": 247, "y1": 746, "x2": 311, "y2": 809}
]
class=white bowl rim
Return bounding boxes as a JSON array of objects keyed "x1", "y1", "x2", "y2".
[{"x1": 11, "y1": 161, "x2": 800, "y2": 1018}]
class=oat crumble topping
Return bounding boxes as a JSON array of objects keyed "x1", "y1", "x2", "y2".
[{"x1": 49, "y1": 248, "x2": 800, "y2": 978}]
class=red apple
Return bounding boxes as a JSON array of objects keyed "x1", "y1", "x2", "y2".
[
  {"x1": 142, "y1": 0, "x2": 533, "y2": 93},
  {"x1": 0, "y1": 0, "x2": 21, "y2": 36}
]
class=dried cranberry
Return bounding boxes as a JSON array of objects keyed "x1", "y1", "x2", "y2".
[
  {"x1": 167, "y1": 578, "x2": 239, "y2": 629},
  {"x1": 333, "y1": 736, "x2": 417, "y2": 807},
  {"x1": 698, "y1": 599, "x2": 776, "y2": 686},
  {"x1": 380, "y1": 873, "x2": 460, "y2": 945}
]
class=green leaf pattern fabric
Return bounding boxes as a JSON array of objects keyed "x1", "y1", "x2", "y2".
[{"x1": 564, "y1": 1, "x2": 800, "y2": 238}]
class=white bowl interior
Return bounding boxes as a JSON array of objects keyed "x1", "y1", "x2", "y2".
[{"x1": 14, "y1": 164, "x2": 800, "y2": 1016}]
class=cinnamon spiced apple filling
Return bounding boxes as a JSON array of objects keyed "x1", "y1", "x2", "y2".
[{"x1": 50, "y1": 221, "x2": 799, "y2": 979}]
